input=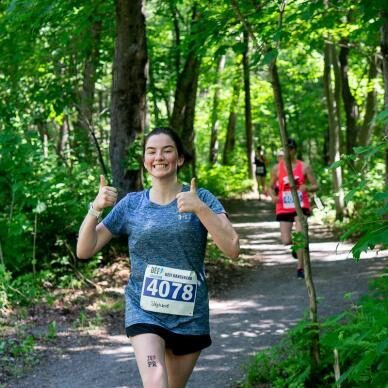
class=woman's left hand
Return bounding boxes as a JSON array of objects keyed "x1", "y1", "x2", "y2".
[{"x1": 176, "y1": 178, "x2": 205, "y2": 214}]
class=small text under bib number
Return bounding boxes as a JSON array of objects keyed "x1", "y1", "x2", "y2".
[{"x1": 140, "y1": 265, "x2": 197, "y2": 316}]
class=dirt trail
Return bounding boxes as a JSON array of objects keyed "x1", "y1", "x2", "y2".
[{"x1": 8, "y1": 199, "x2": 387, "y2": 388}]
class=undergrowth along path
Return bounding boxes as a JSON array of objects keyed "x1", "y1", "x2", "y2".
[{"x1": 8, "y1": 199, "x2": 387, "y2": 388}]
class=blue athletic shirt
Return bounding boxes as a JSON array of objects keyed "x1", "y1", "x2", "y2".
[{"x1": 102, "y1": 184, "x2": 225, "y2": 335}]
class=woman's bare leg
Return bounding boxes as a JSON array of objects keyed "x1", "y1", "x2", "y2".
[
  {"x1": 131, "y1": 334, "x2": 168, "y2": 388},
  {"x1": 165, "y1": 349, "x2": 200, "y2": 388},
  {"x1": 279, "y1": 221, "x2": 293, "y2": 245}
]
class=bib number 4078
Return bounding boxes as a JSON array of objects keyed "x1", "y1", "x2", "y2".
[{"x1": 144, "y1": 278, "x2": 195, "y2": 302}]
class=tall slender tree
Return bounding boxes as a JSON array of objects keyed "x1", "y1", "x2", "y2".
[
  {"x1": 209, "y1": 55, "x2": 226, "y2": 164},
  {"x1": 381, "y1": 11, "x2": 388, "y2": 194},
  {"x1": 223, "y1": 80, "x2": 240, "y2": 165},
  {"x1": 339, "y1": 40, "x2": 359, "y2": 154},
  {"x1": 74, "y1": 6, "x2": 102, "y2": 161},
  {"x1": 358, "y1": 55, "x2": 377, "y2": 147},
  {"x1": 110, "y1": 0, "x2": 147, "y2": 194},
  {"x1": 323, "y1": 40, "x2": 345, "y2": 220},
  {"x1": 242, "y1": 30, "x2": 254, "y2": 180},
  {"x1": 170, "y1": 6, "x2": 202, "y2": 174}
]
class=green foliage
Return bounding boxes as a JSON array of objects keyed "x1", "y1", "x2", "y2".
[
  {"x1": 0, "y1": 333, "x2": 39, "y2": 379},
  {"x1": 330, "y1": 143, "x2": 387, "y2": 259},
  {"x1": 0, "y1": 126, "x2": 103, "y2": 274},
  {"x1": 198, "y1": 163, "x2": 253, "y2": 198},
  {"x1": 291, "y1": 231, "x2": 307, "y2": 252},
  {"x1": 7, "y1": 271, "x2": 53, "y2": 306},
  {"x1": 243, "y1": 273, "x2": 388, "y2": 387},
  {"x1": 321, "y1": 274, "x2": 388, "y2": 387},
  {"x1": 46, "y1": 321, "x2": 57, "y2": 340},
  {"x1": 243, "y1": 318, "x2": 320, "y2": 387}
]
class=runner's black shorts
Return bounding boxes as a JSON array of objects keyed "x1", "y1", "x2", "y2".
[
  {"x1": 276, "y1": 208, "x2": 311, "y2": 222},
  {"x1": 126, "y1": 323, "x2": 212, "y2": 355}
]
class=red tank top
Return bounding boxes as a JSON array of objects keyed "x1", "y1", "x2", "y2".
[{"x1": 276, "y1": 160, "x2": 310, "y2": 214}]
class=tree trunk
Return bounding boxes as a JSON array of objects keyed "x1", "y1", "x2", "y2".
[
  {"x1": 339, "y1": 40, "x2": 359, "y2": 154},
  {"x1": 323, "y1": 41, "x2": 345, "y2": 220},
  {"x1": 209, "y1": 55, "x2": 226, "y2": 164},
  {"x1": 37, "y1": 121, "x2": 49, "y2": 158},
  {"x1": 223, "y1": 81, "x2": 240, "y2": 165},
  {"x1": 110, "y1": 0, "x2": 147, "y2": 195},
  {"x1": 170, "y1": 7, "x2": 201, "y2": 174},
  {"x1": 269, "y1": 58, "x2": 320, "y2": 369},
  {"x1": 148, "y1": 56, "x2": 162, "y2": 126},
  {"x1": 358, "y1": 55, "x2": 377, "y2": 147},
  {"x1": 181, "y1": 62, "x2": 200, "y2": 177},
  {"x1": 380, "y1": 11, "x2": 388, "y2": 196},
  {"x1": 242, "y1": 30, "x2": 254, "y2": 180},
  {"x1": 168, "y1": 0, "x2": 181, "y2": 77},
  {"x1": 56, "y1": 116, "x2": 69, "y2": 161},
  {"x1": 74, "y1": 14, "x2": 102, "y2": 160}
]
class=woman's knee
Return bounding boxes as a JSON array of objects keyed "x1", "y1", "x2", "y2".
[
  {"x1": 141, "y1": 364, "x2": 168, "y2": 388},
  {"x1": 166, "y1": 350, "x2": 200, "y2": 388}
]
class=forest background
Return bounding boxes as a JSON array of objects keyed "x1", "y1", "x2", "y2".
[{"x1": 0, "y1": 0, "x2": 387, "y2": 385}]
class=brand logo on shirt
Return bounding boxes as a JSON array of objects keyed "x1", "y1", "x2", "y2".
[{"x1": 178, "y1": 213, "x2": 192, "y2": 222}]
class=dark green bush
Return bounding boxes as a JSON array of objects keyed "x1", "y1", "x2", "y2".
[{"x1": 0, "y1": 127, "x2": 102, "y2": 274}]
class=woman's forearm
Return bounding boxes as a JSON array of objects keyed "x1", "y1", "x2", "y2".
[
  {"x1": 196, "y1": 205, "x2": 240, "y2": 259},
  {"x1": 77, "y1": 215, "x2": 100, "y2": 259}
]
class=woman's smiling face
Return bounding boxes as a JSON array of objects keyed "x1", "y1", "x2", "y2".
[{"x1": 143, "y1": 133, "x2": 184, "y2": 178}]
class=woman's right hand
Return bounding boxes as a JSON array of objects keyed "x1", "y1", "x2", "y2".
[
  {"x1": 271, "y1": 195, "x2": 279, "y2": 204},
  {"x1": 92, "y1": 175, "x2": 118, "y2": 211}
]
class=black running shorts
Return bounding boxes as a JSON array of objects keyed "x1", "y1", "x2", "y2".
[
  {"x1": 276, "y1": 208, "x2": 311, "y2": 222},
  {"x1": 126, "y1": 323, "x2": 212, "y2": 356}
]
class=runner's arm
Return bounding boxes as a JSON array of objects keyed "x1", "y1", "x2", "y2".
[
  {"x1": 196, "y1": 208, "x2": 240, "y2": 259},
  {"x1": 77, "y1": 217, "x2": 113, "y2": 259},
  {"x1": 302, "y1": 164, "x2": 319, "y2": 193},
  {"x1": 268, "y1": 164, "x2": 279, "y2": 203}
]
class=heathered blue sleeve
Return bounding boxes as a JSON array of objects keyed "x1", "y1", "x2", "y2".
[
  {"x1": 197, "y1": 188, "x2": 225, "y2": 214},
  {"x1": 102, "y1": 193, "x2": 131, "y2": 236}
]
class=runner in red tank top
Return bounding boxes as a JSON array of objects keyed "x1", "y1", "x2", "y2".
[{"x1": 268, "y1": 139, "x2": 318, "y2": 279}]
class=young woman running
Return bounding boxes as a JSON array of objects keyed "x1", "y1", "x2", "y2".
[{"x1": 77, "y1": 127, "x2": 240, "y2": 388}]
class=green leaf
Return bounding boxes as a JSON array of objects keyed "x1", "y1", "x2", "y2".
[
  {"x1": 340, "y1": 223, "x2": 361, "y2": 241},
  {"x1": 344, "y1": 181, "x2": 367, "y2": 203},
  {"x1": 374, "y1": 110, "x2": 388, "y2": 125},
  {"x1": 377, "y1": 339, "x2": 388, "y2": 355},
  {"x1": 353, "y1": 143, "x2": 386, "y2": 159},
  {"x1": 374, "y1": 192, "x2": 388, "y2": 201},
  {"x1": 376, "y1": 205, "x2": 388, "y2": 217},
  {"x1": 261, "y1": 49, "x2": 278, "y2": 65},
  {"x1": 351, "y1": 225, "x2": 388, "y2": 259},
  {"x1": 329, "y1": 159, "x2": 344, "y2": 169}
]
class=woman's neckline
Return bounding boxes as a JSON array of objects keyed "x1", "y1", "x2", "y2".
[{"x1": 147, "y1": 184, "x2": 186, "y2": 206}]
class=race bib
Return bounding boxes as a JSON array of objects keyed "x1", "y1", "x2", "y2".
[
  {"x1": 140, "y1": 265, "x2": 197, "y2": 316},
  {"x1": 256, "y1": 166, "x2": 265, "y2": 174},
  {"x1": 282, "y1": 190, "x2": 304, "y2": 209}
]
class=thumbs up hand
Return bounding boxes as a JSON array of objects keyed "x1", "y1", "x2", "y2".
[
  {"x1": 92, "y1": 175, "x2": 118, "y2": 211},
  {"x1": 176, "y1": 178, "x2": 205, "y2": 214}
]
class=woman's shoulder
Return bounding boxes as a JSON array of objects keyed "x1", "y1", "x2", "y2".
[{"x1": 119, "y1": 190, "x2": 146, "y2": 207}]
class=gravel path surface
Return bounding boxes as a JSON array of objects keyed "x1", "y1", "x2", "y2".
[{"x1": 8, "y1": 199, "x2": 387, "y2": 388}]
